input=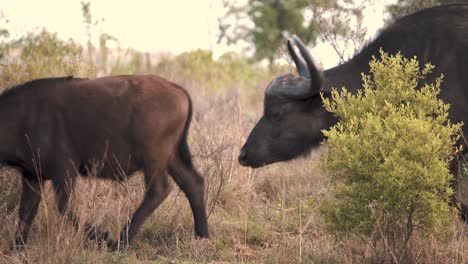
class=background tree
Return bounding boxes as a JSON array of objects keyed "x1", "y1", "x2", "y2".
[
  {"x1": 80, "y1": 1, "x2": 119, "y2": 75},
  {"x1": 81, "y1": 1, "x2": 95, "y2": 67},
  {"x1": 309, "y1": 0, "x2": 373, "y2": 63},
  {"x1": 218, "y1": 0, "x2": 317, "y2": 67},
  {"x1": 219, "y1": 0, "x2": 377, "y2": 67},
  {"x1": 386, "y1": 0, "x2": 468, "y2": 22}
]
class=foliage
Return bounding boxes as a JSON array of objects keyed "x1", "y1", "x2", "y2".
[
  {"x1": 99, "y1": 33, "x2": 118, "y2": 73},
  {"x1": 109, "y1": 48, "x2": 146, "y2": 75},
  {"x1": 310, "y1": 0, "x2": 374, "y2": 63},
  {"x1": 0, "y1": 12, "x2": 10, "y2": 56},
  {"x1": 80, "y1": 1, "x2": 118, "y2": 74},
  {"x1": 0, "y1": 30, "x2": 83, "y2": 88},
  {"x1": 319, "y1": 50, "x2": 462, "y2": 261},
  {"x1": 154, "y1": 49, "x2": 270, "y2": 92},
  {"x1": 386, "y1": 0, "x2": 468, "y2": 22},
  {"x1": 218, "y1": 0, "x2": 317, "y2": 66}
]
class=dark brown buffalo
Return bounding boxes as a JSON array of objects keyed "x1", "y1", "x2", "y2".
[
  {"x1": 2, "y1": 75, "x2": 208, "y2": 250},
  {"x1": 239, "y1": 4, "x2": 468, "y2": 216}
]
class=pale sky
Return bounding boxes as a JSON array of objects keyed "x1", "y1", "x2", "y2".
[{"x1": 1, "y1": 0, "x2": 393, "y2": 69}]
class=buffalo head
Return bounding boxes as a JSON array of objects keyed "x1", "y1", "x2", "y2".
[{"x1": 238, "y1": 36, "x2": 336, "y2": 168}]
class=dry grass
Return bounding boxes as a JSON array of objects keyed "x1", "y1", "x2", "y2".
[{"x1": 0, "y1": 78, "x2": 467, "y2": 264}]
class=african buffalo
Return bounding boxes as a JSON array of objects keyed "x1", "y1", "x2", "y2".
[
  {"x1": 2, "y1": 75, "x2": 208, "y2": 250},
  {"x1": 239, "y1": 4, "x2": 468, "y2": 216}
]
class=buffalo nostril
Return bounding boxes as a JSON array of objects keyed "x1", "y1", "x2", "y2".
[{"x1": 238, "y1": 149, "x2": 248, "y2": 165}]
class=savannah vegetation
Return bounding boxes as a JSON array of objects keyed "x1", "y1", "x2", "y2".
[
  {"x1": 319, "y1": 51, "x2": 463, "y2": 263},
  {"x1": 0, "y1": 1, "x2": 468, "y2": 263}
]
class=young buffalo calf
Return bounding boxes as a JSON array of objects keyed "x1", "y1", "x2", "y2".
[{"x1": 1, "y1": 75, "x2": 208, "y2": 250}]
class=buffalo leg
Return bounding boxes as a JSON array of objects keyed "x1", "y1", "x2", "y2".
[
  {"x1": 52, "y1": 174, "x2": 76, "y2": 219},
  {"x1": 449, "y1": 157, "x2": 468, "y2": 220},
  {"x1": 51, "y1": 169, "x2": 113, "y2": 245},
  {"x1": 111, "y1": 163, "x2": 171, "y2": 251},
  {"x1": 13, "y1": 177, "x2": 43, "y2": 249},
  {"x1": 168, "y1": 156, "x2": 208, "y2": 238}
]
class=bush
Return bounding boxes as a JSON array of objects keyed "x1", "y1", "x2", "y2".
[
  {"x1": 0, "y1": 30, "x2": 83, "y2": 88},
  {"x1": 154, "y1": 49, "x2": 270, "y2": 91},
  {"x1": 319, "y1": 50, "x2": 462, "y2": 261}
]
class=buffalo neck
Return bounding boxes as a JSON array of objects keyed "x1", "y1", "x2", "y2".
[{"x1": 322, "y1": 59, "x2": 368, "y2": 94}]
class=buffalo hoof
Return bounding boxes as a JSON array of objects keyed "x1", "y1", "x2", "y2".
[
  {"x1": 11, "y1": 237, "x2": 26, "y2": 252},
  {"x1": 107, "y1": 238, "x2": 129, "y2": 251},
  {"x1": 106, "y1": 238, "x2": 119, "y2": 251}
]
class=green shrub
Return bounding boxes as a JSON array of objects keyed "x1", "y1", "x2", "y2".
[
  {"x1": 109, "y1": 48, "x2": 146, "y2": 75},
  {"x1": 319, "y1": 50, "x2": 462, "y2": 261},
  {"x1": 0, "y1": 30, "x2": 83, "y2": 88},
  {"x1": 154, "y1": 49, "x2": 270, "y2": 91}
]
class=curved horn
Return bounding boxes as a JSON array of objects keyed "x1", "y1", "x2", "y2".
[
  {"x1": 292, "y1": 35, "x2": 323, "y2": 92},
  {"x1": 287, "y1": 39, "x2": 309, "y2": 77}
]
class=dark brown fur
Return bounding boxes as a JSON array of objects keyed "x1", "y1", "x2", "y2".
[{"x1": 3, "y1": 75, "x2": 208, "y2": 250}]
